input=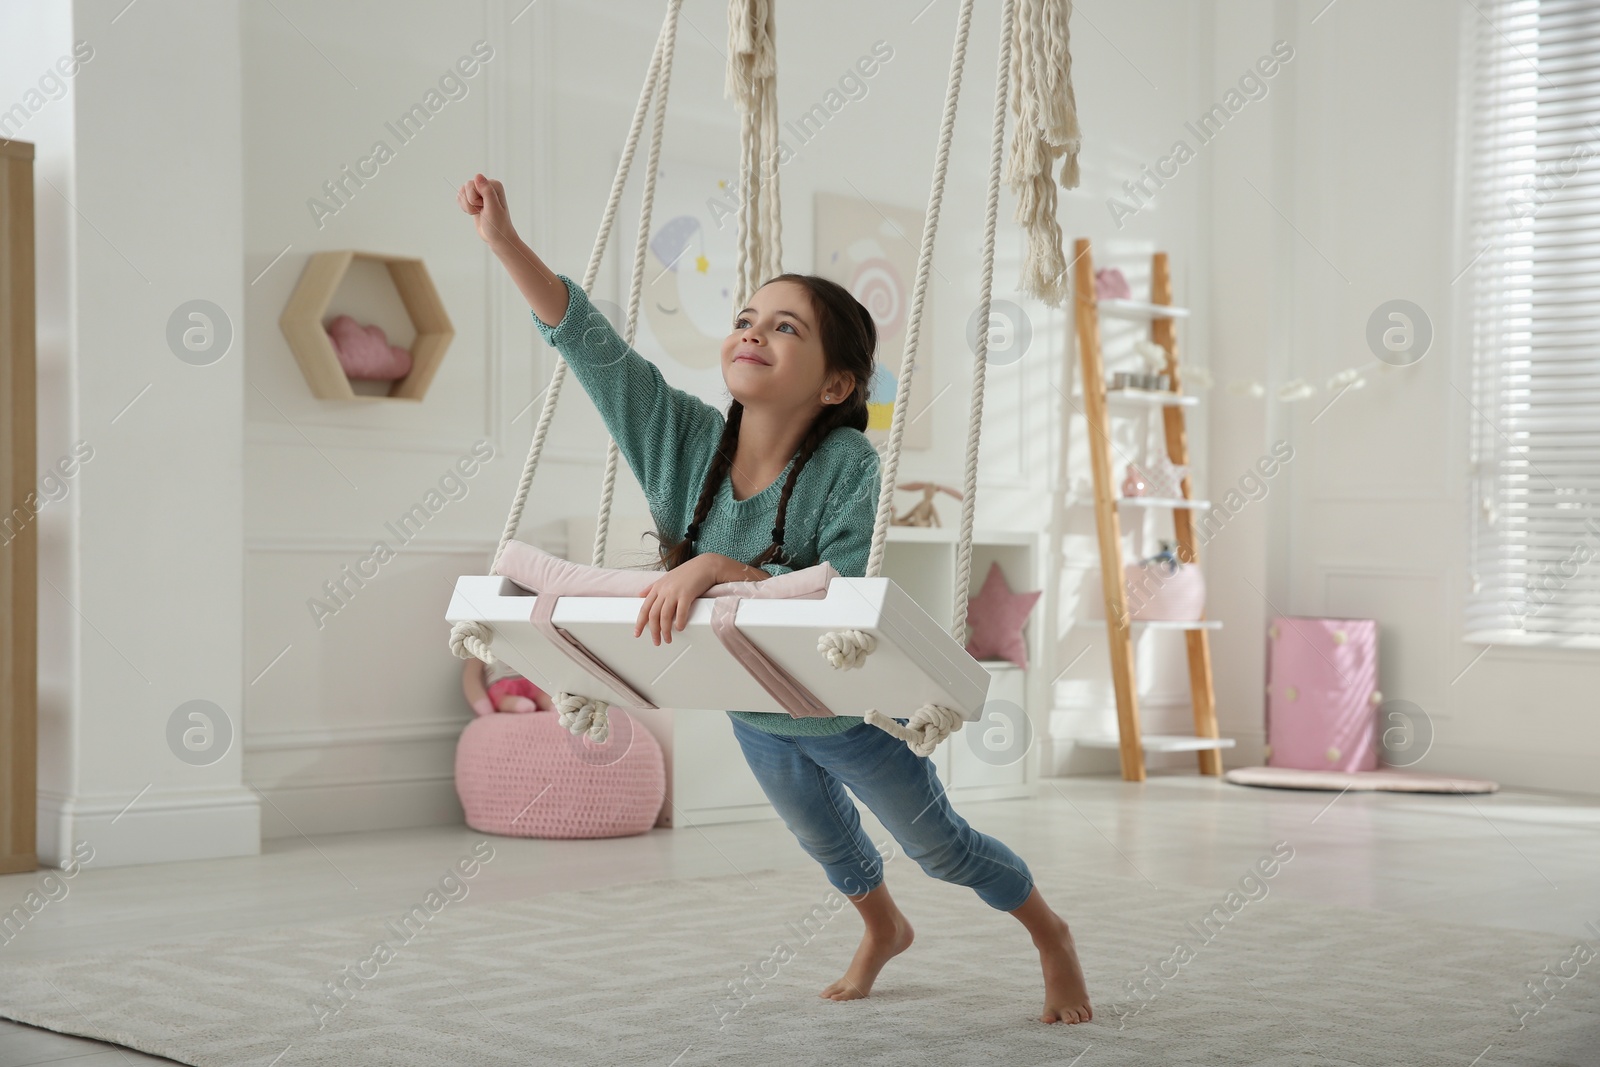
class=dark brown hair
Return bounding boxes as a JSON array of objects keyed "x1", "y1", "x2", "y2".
[{"x1": 647, "y1": 273, "x2": 876, "y2": 572}]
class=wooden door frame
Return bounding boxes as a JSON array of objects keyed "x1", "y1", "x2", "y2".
[{"x1": 1, "y1": 138, "x2": 37, "y2": 875}]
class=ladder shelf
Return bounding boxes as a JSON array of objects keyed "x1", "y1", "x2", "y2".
[{"x1": 1070, "y1": 240, "x2": 1228, "y2": 782}]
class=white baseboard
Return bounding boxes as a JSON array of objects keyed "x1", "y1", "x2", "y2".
[
  {"x1": 36, "y1": 786, "x2": 261, "y2": 869},
  {"x1": 1414, "y1": 742, "x2": 1600, "y2": 798},
  {"x1": 671, "y1": 803, "x2": 781, "y2": 829},
  {"x1": 947, "y1": 783, "x2": 1038, "y2": 804},
  {"x1": 254, "y1": 774, "x2": 466, "y2": 839}
]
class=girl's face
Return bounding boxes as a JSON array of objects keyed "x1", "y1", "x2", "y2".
[{"x1": 723, "y1": 280, "x2": 851, "y2": 411}]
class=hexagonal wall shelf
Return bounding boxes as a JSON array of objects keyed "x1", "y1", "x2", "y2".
[{"x1": 279, "y1": 250, "x2": 454, "y2": 401}]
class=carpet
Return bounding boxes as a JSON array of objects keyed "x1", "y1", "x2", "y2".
[
  {"x1": 0, "y1": 859, "x2": 1594, "y2": 1066},
  {"x1": 1225, "y1": 766, "x2": 1501, "y2": 793}
]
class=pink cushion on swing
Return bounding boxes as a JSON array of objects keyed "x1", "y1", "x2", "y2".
[{"x1": 493, "y1": 539, "x2": 839, "y2": 599}]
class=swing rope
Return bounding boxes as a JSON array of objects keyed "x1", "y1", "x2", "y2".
[
  {"x1": 593, "y1": 0, "x2": 684, "y2": 572},
  {"x1": 862, "y1": 0, "x2": 974, "y2": 586},
  {"x1": 855, "y1": 0, "x2": 1013, "y2": 759},
  {"x1": 449, "y1": 0, "x2": 686, "y2": 745}
]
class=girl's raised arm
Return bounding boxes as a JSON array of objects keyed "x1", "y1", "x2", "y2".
[
  {"x1": 457, "y1": 173, "x2": 567, "y2": 327},
  {"x1": 459, "y1": 173, "x2": 723, "y2": 517}
]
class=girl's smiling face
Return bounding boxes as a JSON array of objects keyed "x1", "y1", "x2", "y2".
[{"x1": 723, "y1": 280, "x2": 849, "y2": 410}]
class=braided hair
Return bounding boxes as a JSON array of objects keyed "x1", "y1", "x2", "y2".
[{"x1": 650, "y1": 273, "x2": 877, "y2": 573}]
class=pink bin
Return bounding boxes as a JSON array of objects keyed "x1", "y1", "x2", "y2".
[
  {"x1": 1264, "y1": 616, "x2": 1380, "y2": 772},
  {"x1": 455, "y1": 706, "x2": 665, "y2": 838},
  {"x1": 1124, "y1": 561, "x2": 1206, "y2": 622}
]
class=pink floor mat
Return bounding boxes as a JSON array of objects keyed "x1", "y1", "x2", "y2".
[{"x1": 1224, "y1": 765, "x2": 1499, "y2": 793}]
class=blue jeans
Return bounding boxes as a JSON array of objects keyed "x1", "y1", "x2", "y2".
[{"x1": 727, "y1": 714, "x2": 1035, "y2": 911}]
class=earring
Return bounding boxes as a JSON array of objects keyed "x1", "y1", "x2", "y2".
[{"x1": 824, "y1": 394, "x2": 832, "y2": 401}]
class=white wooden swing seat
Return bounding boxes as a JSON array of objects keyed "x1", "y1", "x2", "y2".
[
  {"x1": 445, "y1": 573, "x2": 994, "y2": 726},
  {"x1": 446, "y1": 0, "x2": 1076, "y2": 755}
]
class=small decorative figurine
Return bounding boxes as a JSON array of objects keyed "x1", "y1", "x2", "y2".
[
  {"x1": 1121, "y1": 463, "x2": 1147, "y2": 498},
  {"x1": 892, "y1": 481, "x2": 964, "y2": 527}
]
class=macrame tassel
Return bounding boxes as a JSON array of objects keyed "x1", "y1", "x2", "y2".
[
  {"x1": 1006, "y1": 0, "x2": 1080, "y2": 306},
  {"x1": 726, "y1": 0, "x2": 783, "y2": 307}
]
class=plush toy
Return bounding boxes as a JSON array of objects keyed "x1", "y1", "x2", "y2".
[
  {"x1": 325, "y1": 314, "x2": 414, "y2": 380},
  {"x1": 891, "y1": 481, "x2": 963, "y2": 527},
  {"x1": 461, "y1": 657, "x2": 555, "y2": 717}
]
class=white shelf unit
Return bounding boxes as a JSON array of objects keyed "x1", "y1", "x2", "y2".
[
  {"x1": 1106, "y1": 388, "x2": 1199, "y2": 408},
  {"x1": 1077, "y1": 734, "x2": 1236, "y2": 754},
  {"x1": 1074, "y1": 618, "x2": 1223, "y2": 632},
  {"x1": 562, "y1": 516, "x2": 1040, "y2": 828},
  {"x1": 1118, "y1": 496, "x2": 1213, "y2": 511},
  {"x1": 1097, "y1": 298, "x2": 1192, "y2": 321}
]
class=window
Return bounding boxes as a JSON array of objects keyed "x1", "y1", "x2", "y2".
[{"x1": 1466, "y1": 0, "x2": 1600, "y2": 644}]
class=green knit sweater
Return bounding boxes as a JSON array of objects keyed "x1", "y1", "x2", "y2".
[{"x1": 532, "y1": 273, "x2": 880, "y2": 736}]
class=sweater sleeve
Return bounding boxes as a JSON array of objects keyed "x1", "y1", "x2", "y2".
[
  {"x1": 814, "y1": 442, "x2": 882, "y2": 579},
  {"x1": 532, "y1": 273, "x2": 722, "y2": 508}
]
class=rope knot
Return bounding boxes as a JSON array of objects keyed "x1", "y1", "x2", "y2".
[
  {"x1": 449, "y1": 620, "x2": 495, "y2": 665},
  {"x1": 818, "y1": 629, "x2": 876, "y2": 670},
  {"x1": 556, "y1": 692, "x2": 611, "y2": 744}
]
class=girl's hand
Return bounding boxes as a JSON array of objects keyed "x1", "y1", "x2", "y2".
[
  {"x1": 636, "y1": 554, "x2": 723, "y2": 645},
  {"x1": 457, "y1": 173, "x2": 517, "y2": 251}
]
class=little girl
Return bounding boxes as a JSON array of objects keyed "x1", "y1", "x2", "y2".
[{"x1": 460, "y1": 173, "x2": 1092, "y2": 1025}]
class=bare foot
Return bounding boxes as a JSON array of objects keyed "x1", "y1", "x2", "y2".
[
  {"x1": 1034, "y1": 912, "x2": 1092, "y2": 1024},
  {"x1": 819, "y1": 913, "x2": 914, "y2": 1001}
]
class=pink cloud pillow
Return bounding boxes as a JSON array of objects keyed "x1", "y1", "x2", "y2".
[
  {"x1": 493, "y1": 539, "x2": 838, "y2": 600},
  {"x1": 326, "y1": 314, "x2": 414, "y2": 380}
]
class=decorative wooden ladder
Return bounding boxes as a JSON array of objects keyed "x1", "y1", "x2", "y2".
[{"x1": 1070, "y1": 238, "x2": 1231, "y2": 782}]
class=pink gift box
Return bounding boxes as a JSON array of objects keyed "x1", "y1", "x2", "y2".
[{"x1": 1264, "y1": 616, "x2": 1380, "y2": 772}]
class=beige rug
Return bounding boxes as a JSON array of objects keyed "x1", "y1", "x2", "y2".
[{"x1": 0, "y1": 860, "x2": 1593, "y2": 1066}]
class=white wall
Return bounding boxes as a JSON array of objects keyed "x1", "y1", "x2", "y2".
[
  {"x1": 7, "y1": 0, "x2": 257, "y2": 867},
  {"x1": 1223, "y1": 0, "x2": 1600, "y2": 796}
]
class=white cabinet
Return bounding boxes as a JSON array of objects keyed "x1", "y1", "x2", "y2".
[{"x1": 561, "y1": 517, "x2": 1040, "y2": 827}]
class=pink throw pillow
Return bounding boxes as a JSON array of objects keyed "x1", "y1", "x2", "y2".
[
  {"x1": 964, "y1": 560, "x2": 1040, "y2": 668},
  {"x1": 326, "y1": 314, "x2": 414, "y2": 380},
  {"x1": 493, "y1": 539, "x2": 838, "y2": 600}
]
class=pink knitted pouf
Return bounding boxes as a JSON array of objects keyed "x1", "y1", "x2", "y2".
[{"x1": 455, "y1": 707, "x2": 665, "y2": 839}]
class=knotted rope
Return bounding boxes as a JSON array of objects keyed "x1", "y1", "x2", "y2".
[
  {"x1": 556, "y1": 692, "x2": 611, "y2": 744},
  {"x1": 864, "y1": 705, "x2": 966, "y2": 758},
  {"x1": 449, "y1": 620, "x2": 495, "y2": 666},
  {"x1": 818, "y1": 629, "x2": 876, "y2": 670}
]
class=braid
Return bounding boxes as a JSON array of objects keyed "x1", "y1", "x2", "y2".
[
  {"x1": 654, "y1": 401, "x2": 744, "y2": 571},
  {"x1": 748, "y1": 405, "x2": 849, "y2": 570}
]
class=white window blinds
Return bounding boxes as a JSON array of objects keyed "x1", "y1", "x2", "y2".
[{"x1": 1466, "y1": 0, "x2": 1600, "y2": 645}]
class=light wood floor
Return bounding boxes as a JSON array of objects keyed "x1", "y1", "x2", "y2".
[{"x1": 2, "y1": 773, "x2": 1597, "y2": 1065}]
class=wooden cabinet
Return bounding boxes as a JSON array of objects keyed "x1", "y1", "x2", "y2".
[{"x1": 1, "y1": 140, "x2": 36, "y2": 875}]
